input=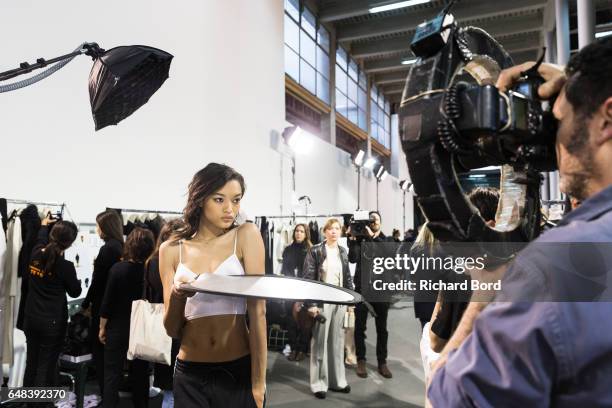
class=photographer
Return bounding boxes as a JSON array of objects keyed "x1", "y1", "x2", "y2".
[
  {"x1": 303, "y1": 218, "x2": 352, "y2": 399},
  {"x1": 428, "y1": 37, "x2": 612, "y2": 407},
  {"x1": 347, "y1": 211, "x2": 393, "y2": 379}
]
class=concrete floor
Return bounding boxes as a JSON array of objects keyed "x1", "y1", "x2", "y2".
[
  {"x1": 266, "y1": 301, "x2": 426, "y2": 408},
  {"x1": 95, "y1": 301, "x2": 426, "y2": 408}
]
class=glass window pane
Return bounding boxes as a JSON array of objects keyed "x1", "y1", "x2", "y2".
[
  {"x1": 285, "y1": 0, "x2": 299, "y2": 21},
  {"x1": 358, "y1": 108, "x2": 367, "y2": 131},
  {"x1": 371, "y1": 104, "x2": 378, "y2": 124},
  {"x1": 348, "y1": 78, "x2": 358, "y2": 104},
  {"x1": 359, "y1": 69, "x2": 367, "y2": 89},
  {"x1": 316, "y1": 46, "x2": 330, "y2": 79},
  {"x1": 336, "y1": 89, "x2": 348, "y2": 118},
  {"x1": 358, "y1": 88, "x2": 367, "y2": 110},
  {"x1": 378, "y1": 106, "x2": 385, "y2": 125},
  {"x1": 335, "y1": 65, "x2": 347, "y2": 94},
  {"x1": 284, "y1": 45, "x2": 299, "y2": 80},
  {"x1": 284, "y1": 15, "x2": 299, "y2": 52},
  {"x1": 317, "y1": 73, "x2": 330, "y2": 104},
  {"x1": 300, "y1": 59, "x2": 316, "y2": 94},
  {"x1": 384, "y1": 114, "x2": 389, "y2": 132},
  {"x1": 348, "y1": 99, "x2": 357, "y2": 124},
  {"x1": 370, "y1": 85, "x2": 377, "y2": 102},
  {"x1": 371, "y1": 120, "x2": 378, "y2": 139},
  {"x1": 385, "y1": 100, "x2": 391, "y2": 114},
  {"x1": 300, "y1": 30, "x2": 316, "y2": 66},
  {"x1": 348, "y1": 60, "x2": 358, "y2": 81},
  {"x1": 317, "y1": 26, "x2": 330, "y2": 52},
  {"x1": 301, "y1": 7, "x2": 316, "y2": 39},
  {"x1": 336, "y1": 47, "x2": 348, "y2": 71}
]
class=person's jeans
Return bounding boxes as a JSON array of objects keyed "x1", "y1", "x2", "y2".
[
  {"x1": 162, "y1": 390, "x2": 174, "y2": 408},
  {"x1": 354, "y1": 302, "x2": 390, "y2": 364},
  {"x1": 23, "y1": 316, "x2": 66, "y2": 388}
]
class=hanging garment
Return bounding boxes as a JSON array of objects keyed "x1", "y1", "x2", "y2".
[
  {"x1": 1, "y1": 216, "x2": 23, "y2": 365},
  {"x1": 0, "y1": 217, "x2": 7, "y2": 362},
  {"x1": 16, "y1": 205, "x2": 41, "y2": 330}
]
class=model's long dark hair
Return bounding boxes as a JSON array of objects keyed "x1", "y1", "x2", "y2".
[
  {"x1": 96, "y1": 209, "x2": 124, "y2": 243},
  {"x1": 42, "y1": 221, "x2": 78, "y2": 272},
  {"x1": 174, "y1": 163, "x2": 246, "y2": 242}
]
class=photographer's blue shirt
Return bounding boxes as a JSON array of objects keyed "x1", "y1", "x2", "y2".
[{"x1": 428, "y1": 185, "x2": 612, "y2": 407}]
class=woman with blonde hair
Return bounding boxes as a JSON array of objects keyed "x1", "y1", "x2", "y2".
[{"x1": 303, "y1": 218, "x2": 353, "y2": 399}]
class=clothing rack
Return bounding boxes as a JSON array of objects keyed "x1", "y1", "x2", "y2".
[
  {"x1": 106, "y1": 207, "x2": 183, "y2": 215},
  {"x1": 255, "y1": 213, "x2": 346, "y2": 220},
  {"x1": 6, "y1": 199, "x2": 65, "y2": 207}
]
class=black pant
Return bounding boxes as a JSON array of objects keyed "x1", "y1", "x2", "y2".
[
  {"x1": 355, "y1": 302, "x2": 390, "y2": 364},
  {"x1": 285, "y1": 303, "x2": 311, "y2": 353},
  {"x1": 174, "y1": 355, "x2": 259, "y2": 408},
  {"x1": 91, "y1": 315, "x2": 105, "y2": 395},
  {"x1": 103, "y1": 325, "x2": 149, "y2": 408},
  {"x1": 23, "y1": 317, "x2": 66, "y2": 388}
]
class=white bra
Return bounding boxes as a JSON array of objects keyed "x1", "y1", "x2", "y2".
[{"x1": 174, "y1": 231, "x2": 246, "y2": 320}]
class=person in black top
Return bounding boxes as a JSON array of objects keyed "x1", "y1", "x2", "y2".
[
  {"x1": 23, "y1": 215, "x2": 81, "y2": 390},
  {"x1": 280, "y1": 223, "x2": 311, "y2": 361},
  {"x1": 347, "y1": 211, "x2": 393, "y2": 379},
  {"x1": 82, "y1": 209, "x2": 124, "y2": 395},
  {"x1": 99, "y1": 228, "x2": 155, "y2": 408},
  {"x1": 144, "y1": 219, "x2": 183, "y2": 408}
]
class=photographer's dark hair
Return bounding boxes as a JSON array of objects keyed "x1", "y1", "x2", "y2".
[
  {"x1": 123, "y1": 228, "x2": 155, "y2": 263},
  {"x1": 96, "y1": 209, "x2": 124, "y2": 243},
  {"x1": 174, "y1": 163, "x2": 245, "y2": 241},
  {"x1": 565, "y1": 36, "x2": 612, "y2": 118},
  {"x1": 369, "y1": 211, "x2": 381, "y2": 222},
  {"x1": 42, "y1": 221, "x2": 78, "y2": 272},
  {"x1": 468, "y1": 187, "x2": 500, "y2": 222}
]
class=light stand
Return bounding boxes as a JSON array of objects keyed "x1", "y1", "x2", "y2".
[
  {"x1": 399, "y1": 180, "x2": 412, "y2": 235},
  {"x1": 374, "y1": 165, "x2": 388, "y2": 211}
]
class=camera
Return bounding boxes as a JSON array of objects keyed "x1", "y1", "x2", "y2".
[
  {"x1": 398, "y1": 7, "x2": 555, "y2": 246},
  {"x1": 349, "y1": 210, "x2": 374, "y2": 239},
  {"x1": 314, "y1": 314, "x2": 327, "y2": 324}
]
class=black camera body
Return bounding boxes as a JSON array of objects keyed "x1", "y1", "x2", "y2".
[{"x1": 349, "y1": 210, "x2": 373, "y2": 239}]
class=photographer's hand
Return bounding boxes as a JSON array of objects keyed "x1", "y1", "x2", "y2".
[{"x1": 496, "y1": 61, "x2": 566, "y2": 99}]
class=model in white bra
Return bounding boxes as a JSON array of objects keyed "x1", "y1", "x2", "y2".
[{"x1": 174, "y1": 230, "x2": 247, "y2": 320}]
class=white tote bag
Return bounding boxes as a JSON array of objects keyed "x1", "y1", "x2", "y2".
[{"x1": 127, "y1": 300, "x2": 172, "y2": 365}]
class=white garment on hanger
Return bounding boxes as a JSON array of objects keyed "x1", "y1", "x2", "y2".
[
  {"x1": 2, "y1": 217, "x2": 22, "y2": 365},
  {"x1": 0, "y1": 220, "x2": 6, "y2": 363}
]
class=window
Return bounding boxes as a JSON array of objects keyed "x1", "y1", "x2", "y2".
[
  {"x1": 370, "y1": 86, "x2": 391, "y2": 149},
  {"x1": 335, "y1": 47, "x2": 368, "y2": 131},
  {"x1": 283, "y1": 1, "x2": 330, "y2": 104}
]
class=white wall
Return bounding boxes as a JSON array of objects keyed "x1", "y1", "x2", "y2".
[{"x1": 0, "y1": 0, "x2": 413, "y2": 233}]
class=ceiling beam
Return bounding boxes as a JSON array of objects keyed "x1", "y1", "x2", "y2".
[
  {"x1": 364, "y1": 57, "x2": 414, "y2": 73},
  {"x1": 510, "y1": 49, "x2": 540, "y2": 63},
  {"x1": 374, "y1": 71, "x2": 410, "y2": 85},
  {"x1": 381, "y1": 85, "x2": 405, "y2": 94},
  {"x1": 352, "y1": 20, "x2": 543, "y2": 59},
  {"x1": 319, "y1": 0, "x2": 396, "y2": 23},
  {"x1": 337, "y1": 0, "x2": 547, "y2": 42}
]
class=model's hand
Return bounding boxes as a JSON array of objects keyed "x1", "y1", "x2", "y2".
[
  {"x1": 252, "y1": 386, "x2": 265, "y2": 408},
  {"x1": 496, "y1": 61, "x2": 566, "y2": 99},
  {"x1": 171, "y1": 283, "x2": 196, "y2": 301},
  {"x1": 308, "y1": 306, "x2": 319, "y2": 318}
]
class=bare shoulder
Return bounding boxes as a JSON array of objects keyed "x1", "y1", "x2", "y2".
[
  {"x1": 236, "y1": 222, "x2": 261, "y2": 240},
  {"x1": 159, "y1": 239, "x2": 180, "y2": 261}
]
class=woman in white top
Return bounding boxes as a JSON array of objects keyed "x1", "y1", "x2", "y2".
[
  {"x1": 159, "y1": 163, "x2": 266, "y2": 408},
  {"x1": 302, "y1": 218, "x2": 353, "y2": 399}
]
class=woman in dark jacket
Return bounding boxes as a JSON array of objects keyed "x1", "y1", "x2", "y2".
[
  {"x1": 144, "y1": 219, "x2": 183, "y2": 408},
  {"x1": 99, "y1": 228, "x2": 155, "y2": 408},
  {"x1": 281, "y1": 223, "x2": 311, "y2": 361},
  {"x1": 82, "y1": 209, "x2": 124, "y2": 394},
  {"x1": 303, "y1": 218, "x2": 352, "y2": 399},
  {"x1": 23, "y1": 215, "x2": 81, "y2": 388}
]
